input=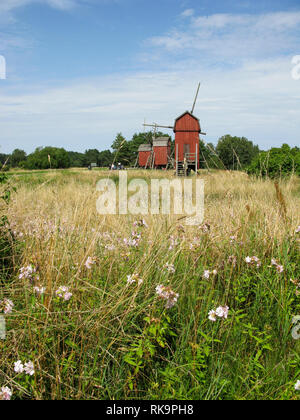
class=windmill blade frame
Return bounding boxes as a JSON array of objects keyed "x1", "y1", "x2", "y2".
[{"x1": 191, "y1": 82, "x2": 201, "y2": 115}]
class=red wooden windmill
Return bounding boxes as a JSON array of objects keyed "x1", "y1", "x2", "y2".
[{"x1": 143, "y1": 83, "x2": 206, "y2": 175}]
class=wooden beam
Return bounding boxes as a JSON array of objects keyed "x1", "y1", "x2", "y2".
[{"x1": 143, "y1": 123, "x2": 174, "y2": 130}]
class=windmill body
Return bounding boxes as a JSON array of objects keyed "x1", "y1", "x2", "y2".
[{"x1": 140, "y1": 83, "x2": 206, "y2": 175}]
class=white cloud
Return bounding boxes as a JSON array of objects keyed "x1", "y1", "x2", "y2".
[
  {"x1": 191, "y1": 12, "x2": 300, "y2": 30},
  {"x1": 0, "y1": 0, "x2": 86, "y2": 23},
  {"x1": 181, "y1": 9, "x2": 194, "y2": 18},
  {"x1": 0, "y1": 0, "x2": 78, "y2": 14},
  {"x1": 0, "y1": 9, "x2": 299, "y2": 154},
  {"x1": 148, "y1": 11, "x2": 300, "y2": 60},
  {"x1": 0, "y1": 54, "x2": 299, "y2": 154}
]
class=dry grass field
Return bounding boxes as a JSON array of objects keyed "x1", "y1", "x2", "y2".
[{"x1": 0, "y1": 168, "x2": 300, "y2": 400}]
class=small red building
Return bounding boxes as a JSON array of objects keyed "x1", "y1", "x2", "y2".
[
  {"x1": 153, "y1": 137, "x2": 171, "y2": 168},
  {"x1": 138, "y1": 144, "x2": 152, "y2": 167},
  {"x1": 174, "y1": 111, "x2": 200, "y2": 172}
]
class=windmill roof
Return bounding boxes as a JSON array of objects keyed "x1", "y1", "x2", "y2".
[
  {"x1": 175, "y1": 111, "x2": 200, "y2": 124},
  {"x1": 138, "y1": 144, "x2": 152, "y2": 152},
  {"x1": 153, "y1": 137, "x2": 171, "y2": 147}
]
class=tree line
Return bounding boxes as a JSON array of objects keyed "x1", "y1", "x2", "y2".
[{"x1": 1, "y1": 133, "x2": 299, "y2": 178}]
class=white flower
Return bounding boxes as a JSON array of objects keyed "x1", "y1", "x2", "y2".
[
  {"x1": 0, "y1": 386, "x2": 12, "y2": 400},
  {"x1": 169, "y1": 236, "x2": 179, "y2": 250},
  {"x1": 19, "y1": 265, "x2": 37, "y2": 282},
  {"x1": 24, "y1": 361, "x2": 35, "y2": 376},
  {"x1": 203, "y1": 269, "x2": 217, "y2": 279},
  {"x1": 105, "y1": 245, "x2": 115, "y2": 251},
  {"x1": 155, "y1": 285, "x2": 164, "y2": 295},
  {"x1": 245, "y1": 256, "x2": 261, "y2": 268},
  {"x1": 156, "y1": 284, "x2": 179, "y2": 309},
  {"x1": 209, "y1": 306, "x2": 229, "y2": 321},
  {"x1": 208, "y1": 310, "x2": 217, "y2": 322},
  {"x1": 295, "y1": 226, "x2": 300, "y2": 234},
  {"x1": 200, "y1": 223, "x2": 210, "y2": 233},
  {"x1": 133, "y1": 219, "x2": 148, "y2": 228},
  {"x1": 295, "y1": 380, "x2": 300, "y2": 391},
  {"x1": 124, "y1": 237, "x2": 140, "y2": 247},
  {"x1": 276, "y1": 265, "x2": 284, "y2": 273},
  {"x1": 14, "y1": 360, "x2": 24, "y2": 374},
  {"x1": 230, "y1": 236, "x2": 237, "y2": 244},
  {"x1": 0, "y1": 299, "x2": 14, "y2": 314},
  {"x1": 34, "y1": 286, "x2": 46, "y2": 296},
  {"x1": 271, "y1": 258, "x2": 284, "y2": 273},
  {"x1": 164, "y1": 263, "x2": 175, "y2": 274},
  {"x1": 127, "y1": 275, "x2": 136, "y2": 285},
  {"x1": 127, "y1": 274, "x2": 143, "y2": 286},
  {"x1": 216, "y1": 306, "x2": 229, "y2": 319},
  {"x1": 85, "y1": 256, "x2": 96, "y2": 270}
]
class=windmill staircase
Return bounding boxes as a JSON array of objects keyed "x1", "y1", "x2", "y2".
[
  {"x1": 176, "y1": 153, "x2": 197, "y2": 176},
  {"x1": 145, "y1": 151, "x2": 155, "y2": 169},
  {"x1": 176, "y1": 161, "x2": 186, "y2": 177}
]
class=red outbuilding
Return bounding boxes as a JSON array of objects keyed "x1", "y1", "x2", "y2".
[
  {"x1": 152, "y1": 137, "x2": 171, "y2": 168},
  {"x1": 138, "y1": 144, "x2": 152, "y2": 168}
]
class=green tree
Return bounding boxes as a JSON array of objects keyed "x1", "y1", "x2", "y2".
[
  {"x1": 199, "y1": 141, "x2": 223, "y2": 169},
  {"x1": 247, "y1": 144, "x2": 300, "y2": 178},
  {"x1": 85, "y1": 149, "x2": 100, "y2": 166},
  {"x1": 24, "y1": 147, "x2": 71, "y2": 170},
  {"x1": 98, "y1": 150, "x2": 113, "y2": 167},
  {"x1": 216, "y1": 135, "x2": 260, "y2": 170},
  {"x1": 68, "y1": 151, "x2": 87, "y2": 168},
  {"x1": 0, "y1": 153, "x2": 9, "y2": 167},
  {"x1": 11, "y1": 149, "x2": 27, "y2": 167},
  {"x1": 111, "y1": 133, "x2": 131, "y2": 166}
]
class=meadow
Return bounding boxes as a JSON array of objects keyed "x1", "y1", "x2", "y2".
[{"x1": 0, "y1": 168, "x2": 300, "y2": 400}]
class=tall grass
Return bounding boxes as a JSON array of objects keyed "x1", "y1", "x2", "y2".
[{"x1": 1, "y1": 169, "x2": 300, "y2": 400}]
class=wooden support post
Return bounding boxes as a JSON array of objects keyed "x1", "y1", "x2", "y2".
[{"x1": 176, "y1": 144, "x2": 179, "y2": 176}]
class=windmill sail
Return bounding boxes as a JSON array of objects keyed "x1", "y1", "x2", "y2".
[{"x1": 191, "y1": 83, "x2": 201, "y2": 115}]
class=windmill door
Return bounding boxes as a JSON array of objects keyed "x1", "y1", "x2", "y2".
[{"x1": 184, "y1": 144, "x2": 190, "y2": 157}]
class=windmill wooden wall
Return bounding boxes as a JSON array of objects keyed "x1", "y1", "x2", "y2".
[
  {"x1": 174, "y1": 111, "x2": 200, "y2": 167},
  {"x1": 152, "y1": 137, "x2": 171, "y2": 167},
  {"x1": 138, "y1": 144, "x2": 152, "y2": 167}
]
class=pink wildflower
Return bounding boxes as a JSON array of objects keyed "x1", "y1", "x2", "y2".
[
  {"x1": 24, "y1": 361, "x2": 35, "y2": 376},
  {"x1": 34, "y1": 286, "x2": 46, "y2": 296},
  {"x1": 85, "y1": 256, "x2": 96, "y2": 270},
  {"x1": 245, "y1": 256, "x2": 261, "y2": 268},
  {"x1": 0, "y1": 386, "x2": 12, "y2": 400},
  {"x1": 156, "y1": 285, "x2": 179, "y2": 309},
  {"x1": 127, "y1": 274, "x2": 143, "y2": 286},
  {"x1": 209, "y1": 305, "x2": 229, "y2": 322},
  {"x1": 56, "y1": 286, "x2": 72, "y2": 301},
  {"x1": 164, "y1": 263, "x2": 175, "y2": 274},
  {"x1": 0, "y1": 299, "x2": 14, "y2": 314},
  {"x1": 271, "y1": 259, "x2": 284, "y2": 273}
]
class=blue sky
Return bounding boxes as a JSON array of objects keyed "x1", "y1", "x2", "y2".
[{"x1": 0, "y1": 0, "x2": 299, "y2": 154}]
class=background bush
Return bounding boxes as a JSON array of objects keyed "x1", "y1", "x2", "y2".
[{"x1": 247, "y1": 144, "x2": 300, "y2": 178}]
